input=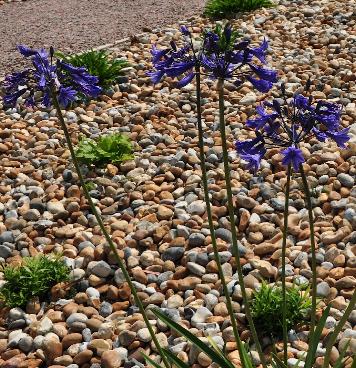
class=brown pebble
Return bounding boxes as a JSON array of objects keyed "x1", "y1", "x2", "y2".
[{"x1": 73, "y1": 350, "x2": 93, "y2": 365}]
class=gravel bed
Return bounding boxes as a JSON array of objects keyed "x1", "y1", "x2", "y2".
[
  {"x1": 0, "y1": 0, "x2": 205, "y2": 76},
  {"x1": 0, "y1": 0, "x2": 355, "y2": 367}
]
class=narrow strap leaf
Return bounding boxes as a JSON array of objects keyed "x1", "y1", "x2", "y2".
[
  {"x1": 271, "y1": 353, "x2": 288, "y2": 368},
  {"x1": 142, "y1": 353, "x2": 166, "y2": 368},
  {"x1": 207, "y1": 336, "x2": 244, "y2": 368},
  {"x1": 333, "y1": 340, "x2": 351, "y2": 368},
  {"x1": 163, "y1": 349, "x2": 190, "y2": 368},
  {"x1": 351, "y1": 355, "x2": 356, "y2": 368},
  {"x1": 152, "y1": 308, "x2": 235, "y2": 368},
  {"x1": 304, "y1": 305, "x2": 330, "y2": 368},
  {"x1": 239, "y1": 342, "x2": 255, "y2": 368}
]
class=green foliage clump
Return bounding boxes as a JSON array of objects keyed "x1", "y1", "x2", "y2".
[
  {"x1": 75, "y1": 133, "x2": 134, "y2": 166},
  {"x1": 204, "y1": 0, "x2": 274, "y2": 19},
  {"x1": 251, "y1": 282, "x2": 311, "y2": 338},
  {"x1": 0, "y1": 255, "x2": 70, "y2": 308},
  {"x1": 57, "y1": 49, "x2": 130, "y2": 89}
]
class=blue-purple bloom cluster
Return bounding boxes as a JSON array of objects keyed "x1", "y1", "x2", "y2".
[
  {"x1": 148, "y1": 23, "x2": 277, "y2": 92},
  {"x1": 235, "y1": 84, "x2": 350, "y2": 172},
  {"x1": 2, "y1": 46, "x2": 101, "y2": 108}
]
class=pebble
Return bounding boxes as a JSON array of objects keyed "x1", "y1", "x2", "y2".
[
  {"x1": 37, "y1": 317, "x2": 53, "y2": 335},
  {"x1": 89, "y1": 260, "x2": 112, "y2": 278},
  {"x1": 191, "y1": 307, "x2": 213, "y2": 326},
  {"x1": 162, "y1": 247, "x2": 185, "y2": 262},
  {"x1": 316, "y1": 282, "x2": 330, "y2": 298},
  {"x1": 0, "y1": 2, "x2": 354, "y2": 365}
]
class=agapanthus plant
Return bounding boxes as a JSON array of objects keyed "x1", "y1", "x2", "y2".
[
  {"x1": 2, "y1": 45, "x2": 102, "y2": 108},
  {"x1": 148, "y1": 23, "x2": 277, "y2": 368},
  {"x1": 235, "y1": 82, "x2": 349, "y2": 171},
  {"x1": 148, "y1": 23, "x2": 277, "y2": 91},
  {"x1": 1, "y1": 46, "x2": 170, "y2": 368},
  {"x1": 236, "y1": 80, "x2": 350, "y2": 364}
]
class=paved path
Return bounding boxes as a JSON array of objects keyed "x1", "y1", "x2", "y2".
[{"x1": 0, "y1": 0, "x2": 205, "y2": 75}]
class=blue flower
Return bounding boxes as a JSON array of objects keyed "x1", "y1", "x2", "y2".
[
  {"x1": 150, "y1": 45, "x2": 170, "y2": 64},
  {"x1": 246, "y1": 105, "x2": 278, "y2": 129},
  {"x1": 325, "y1": 128, "x2": 350, "y2": 148},
  {"x1": 240, "y1": 153, "x2": 264, "y2": 172},
  {"x1": 58, "y1": 86, "x2": 77, "y2": 107},
  {"x1": 180, "y1": 25, "x2": 191, "y2": 36},
  {"x1": 176, "y1": 72, "x2": 195, "y2": 88},
  {"x1": 314, "y1": 101, "x2": 341, "y2": 130},
  {"x1": 248, "y1": 64, "x2": 278, "y2": 83},
  {"x1": 165, "y1": 61, "x2": 196, "y2": 78},
  {"x1": 17, "y1": 45, "x2": 38, "y2": 57},
  {"x1": 3, "y1": 89, "x2": 26, "y2": 106},
  {"x1": 1, "y1": 45, "x2": 102, "y2": 108},
  {"x1": 246, "y1": 76, "x2": 273, "y2": 93},
  {"x1": 146, "y1": 70, "x2": 165, "y2": 84},
  {"x1": 294, "y1": 94, "x2": 310, "y2": 109},
  {"x1": 281, "y1": 146, "x2": 305, "y2": 171},
  {"x1": 235, "y1": 135, "x2": 265, "y2": 156},
  {"x1": 147, "y1": 23, "x2": 277, "y2": 91},
  {"x1": 235, "y1": 82, "x2": 350, "y2": 173},
  {"x1": 249, "y1": 38, "x2": 269, "y2": 64}
]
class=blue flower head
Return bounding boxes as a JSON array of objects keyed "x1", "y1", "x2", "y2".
[
  {"x1": 236, "y1": 81, "x2": 350, "y2": 172},
  {"x1": 1, "y1": 45, "x2": 102, "y2": 108},
  {"x1": 147, "y1": 23, "x2": 277, "y2": 91}
]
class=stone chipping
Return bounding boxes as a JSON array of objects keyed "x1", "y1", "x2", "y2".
[{"x1": 0, "y1": 0, "x2": 355, "y2": 367}]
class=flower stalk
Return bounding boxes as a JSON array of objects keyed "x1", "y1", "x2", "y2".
[
  {"x1": 299, "y1": 164, "x2": 317, "y2": 338},
  {"x1": 50, "y1": 88, "x2": 171, "y2": 368},
  {"x1": 195, "y1": 67, "x2": 247, "y2": 361},
  {"x1": 322, "y1": 290, "x2": 356, "y2": 368},
  {"x1": 217, "y1": 78, "x2": 267, "y2": 368},
  {"x1": 281, "y1": 164, "x2": 292, "y2": 365}
]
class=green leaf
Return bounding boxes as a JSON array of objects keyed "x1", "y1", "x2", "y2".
[
  {"x1": 351, "y1": 355, "x2": 356, "y2": 368},
  {"x1": 271, "y1": 354, "x2": 288, "y2": 368},
  {"x1": 206, "y1": 336, "x2": 245, "y2": 368},
  {"x1": 75, "y1": 133, "x2": 133, "y2": 166},
  {"x1": 304, "y1": 305, "x2": 331, "y2": 368},
  {"x1": 239, "y1": 342, "x2": 255, "y2": 368},
  {"x1": 333, "y1": 340, "x2": 351, "y2": 368},
  {"x1": 162, "y1": 349, "x2": 190, "y2": 368},
  {"x1": 152, "y1": 308, "x2": 235, "y2": 368},
  {"x1": 142, "y1": 353, "x2": 165, "y2": 368}
]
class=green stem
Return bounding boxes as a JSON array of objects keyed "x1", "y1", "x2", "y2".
[
  {"x1": 51, "y1": 90, "x2": 171, "y2": 368},
  {"x1": 217, "y1": 78, "x2": 267, "y2": 368},
  {"x1": 195, "y1": 69, "x2": 245, "y2": 358},
  {"x1": 281, "y1": 165, "x2": 292, "y2": 366},
  {"x1": 322, "y1": 290, "x2": 356, "y2": 368},
  {"x1": 299, "y1": 164, "x2": 317, "y2": 339}
]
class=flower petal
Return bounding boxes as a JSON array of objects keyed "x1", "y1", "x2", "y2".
[{"x1": 281, "y1": 146, "x2": 305, "y2": 171}]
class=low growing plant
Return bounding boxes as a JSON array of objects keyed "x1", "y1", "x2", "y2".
[
  {"x1": 0, "y1": 255, "x2": 70, "y2": 308},
  {"x1": 251, "y1": 282, "x2": 311, "y2": 338},
  {"x1": 56, "y1": 49, "x2": 129, "y2": 89},
  {"x1": 75, "y1": 132, "x2": 134, "y2": 166},
  {"x1": 204, "y1": 0, "x2": 275, "y2": 19}
]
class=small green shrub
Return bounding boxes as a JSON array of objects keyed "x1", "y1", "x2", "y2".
[
  {"x1": 0, "y1": 255, "x2": 70, "y2": 308},
  {"x1": 75, "y1": 133, "x2": 134, "y2": 166},
  {"x1": 204, "y1": 0, "x2": 274, "y2": 19},
  {"x1": 251, "y1": 282, "x2": 311, "y2": 338},
  {"x1": 57, "y1": 49, "x2": 129, "y2": 89}
]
